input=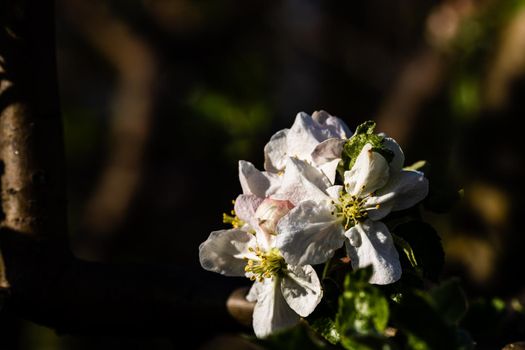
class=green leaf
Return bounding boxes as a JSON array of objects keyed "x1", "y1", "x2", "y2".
[
  {"x1": 429, "y1": 279, "x2": 468, "y2": 325},
  {"x1": 310, "y1": 317, "x2": 340, "y2": 345},
  {"x1": 336, "y1": 268, "x2": 391, "y2": 350},
  {"x1": 392, "y1": 221, "x2": 444, "y2": 282},
  {"x1": 340, "y1": 121, "x2": 394, "y2": 172}
]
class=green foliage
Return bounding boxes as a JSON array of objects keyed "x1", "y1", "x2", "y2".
[
  {"x1": 311, "y1": 318, "x2": 340, "y2": 345},
  {"x1": 341, "y1": 121, "x2": 394, "y2": 172},
  {"x1": 335, "y1": 267, "x2": 392, "y2": 350},
  {"x1": 254, "y1": 323, "x2": 332, "y2": 350}
]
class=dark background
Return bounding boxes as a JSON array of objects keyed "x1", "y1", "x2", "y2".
[{"x1": 9, "y1": 0, "x2": 525, "y2": 348}]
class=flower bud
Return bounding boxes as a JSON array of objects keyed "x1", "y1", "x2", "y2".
[{"x1": 254, "y1": 198, "x2": 294, "y2": 235}]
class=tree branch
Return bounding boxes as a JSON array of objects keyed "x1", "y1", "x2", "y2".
[
  {"x1": 0, "y1": 1, "x2": 248, "y2": 345},
  {"x1": 0, "y1": 0, "x2": 67, "y2": 238}
]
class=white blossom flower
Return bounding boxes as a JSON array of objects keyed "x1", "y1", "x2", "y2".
[
  {"x1": 199, "y1": 161, "x2": 322, "y2": 338},
  {"x1": 275, "y1": 141, "x2": 428, "y2": 285},
  {"x1": 264, "y1": 110, "x2": 351, "y2": 183},
  {"x1": 199, "y1": 197, "x2": 322, "y2": 338}
]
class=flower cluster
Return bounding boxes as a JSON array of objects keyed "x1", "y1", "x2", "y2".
[{"x1": 199, "y1": 111, "x2": 428, "y2": 338}]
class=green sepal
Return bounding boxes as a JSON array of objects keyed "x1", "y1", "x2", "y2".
[{"x1": 340, "y1": 121, "x2": 394, "y2": 173}]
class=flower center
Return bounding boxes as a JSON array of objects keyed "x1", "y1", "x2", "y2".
[
  {"x1": 244, "y1": 247, "x2": 286, "y2": 281},
  {"x1": 333, "y1": 191, "x2": 369, "y2": 230}
]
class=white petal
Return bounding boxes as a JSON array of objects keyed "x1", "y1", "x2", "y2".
[
  {"x1": 252, "y1": 278, "x2": 300, "y2": 338},
  {"x1": 239, "y1": 160, "x2": 281, "y2": 197},
  {"x1": 286, "y1": 112, "x2": 325, "y2": 163},
  {"x1": 344, "y1": 143, "x2": 390, "y2": 196},
  {"x1": 272, "y1": 157, "x2": 331, "y2": 205},
  {"x1": 382, "y1": 136, "x2": 405, "y2": 174},
  {"x1": 276, "y1": 200, "x2": 345, "y2": 266},
  {"x1": 344, "y1": 221, "x2": 401, "y2": 285},
  {"x1": 285, "y1": 112, "x2": 350, "y2": 164},
  {"x1": 311, "y1": 110, "x2": 352, "y2": 139},
  {"x1": 311, "y1": 138, "x2": 346, "y2": 165},
  {"x1": 319, "y1": 158, "x2": 341, "y2": 185},
  {"x1": 234, "y1": 194, "x2": 264, "y2": 228},
  {"x1": 368, "y1": 170, "x2": 429, "y2": 212},
  {"x1": 362, "y1": 197, "x2": 394, "y2": 221},
  {"x1": 264, "y1": 129, "x2": 289, "y2": 173},
  {"x1": 281, "y1": 265, "x2": 323, "y2": 317},
  {"x1": 199, "y1": 229, "x2": 255, "y2": 277},
  {"x1": 326, "y1": 185, "x2": 343, "y2": 200},
  {"x1": 246, "y1": 280, "x2": 264, "y2": 303},
  {"x1": 233, "y1": 197, "x2": 275, "y2": 251}
]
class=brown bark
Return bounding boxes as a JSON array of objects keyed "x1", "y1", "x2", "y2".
[
  {"x1": 0, "y1": 0, "x2": 66, "y2": 238},
  {"x1": 0, "y1": 3, "x2": 245, "y2": 346}
]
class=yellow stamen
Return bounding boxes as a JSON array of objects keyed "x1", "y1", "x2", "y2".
[
  {"x1": 333, "y1": 189, "x2": 372, "y2": 229},
  {"x1": 244, "y1": 247, "x2": 285, "y2": 281}
]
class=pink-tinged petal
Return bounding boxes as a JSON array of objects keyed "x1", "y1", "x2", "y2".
[
  {"x1": 252, "y1": 278, "x2": 300, "y2": 338},
  {"x1": 344, "y1": 220, "x2": 401, "y2": 285},
  {"x1": 276, "y1": 200, "x2": 345, "y2": 266},
  {"x1": 281, "y1": 265, "x2": 323, "y2": 317},
  {"x1": 239, "y1": 160, "x2": 281, "y2": 197},
  {"x1": 264, "y1": 129, "x2": 289, "y2": 173},
  {"x1": 254, "y1": 198, "x2": 294, "y2": 236},
  {"x1": 199, "y1": 229, "x2": 255, "y2": 277},
  {"x1": 344, "y1": 143, "x2": 390, "y2": 196}
]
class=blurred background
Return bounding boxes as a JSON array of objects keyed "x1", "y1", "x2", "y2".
[{"x1": 11, "y1": 0, "x2": 525, "y2": 348}]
